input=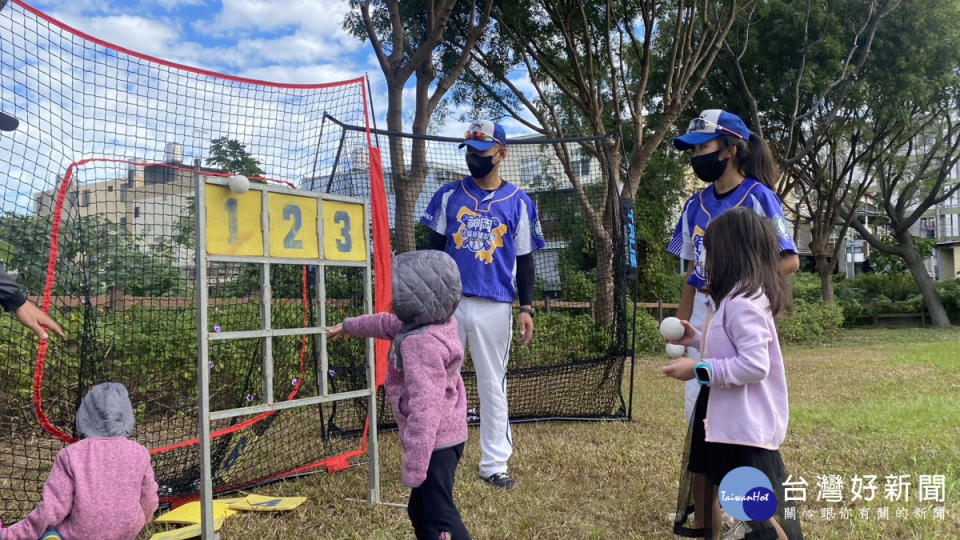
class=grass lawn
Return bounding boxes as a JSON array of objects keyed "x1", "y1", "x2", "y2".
[{"x1": 143, "y1": 328, "x2": 960, "y2": 539}]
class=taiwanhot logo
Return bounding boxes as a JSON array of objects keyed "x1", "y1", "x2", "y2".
[{"x1": 718, "y1": 466, "x2": 779, "y2": 522}]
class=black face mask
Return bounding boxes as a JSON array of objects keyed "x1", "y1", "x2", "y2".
[
  {"x1": 690, "y1": 150, "x2": 728, "y2": 183},
  {"x1": 466, "y1": 152, "x2": 496, "y2": 179}
]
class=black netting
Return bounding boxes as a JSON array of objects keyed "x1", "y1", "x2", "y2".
[
  {"x1": 0, "y1": 1, "x2": 376, "y2": 521},
  {"x1": 314, "y1": 118, "x2": 632, "y2": 426}
]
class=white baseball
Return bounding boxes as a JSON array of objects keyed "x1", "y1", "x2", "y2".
[
  {"x1": 659, "y1": 317, "x2": 685, "y2": 341},
  {"x1": 666, "y1": 343, "x2": 686, "y2": 358},
  {"x1": 228, "y1": 174, "x2": 250, "y2": 195}
]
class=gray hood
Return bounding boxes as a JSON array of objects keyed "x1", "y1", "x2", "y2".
[
  {"x1": 392, "y1": 250, "x2": 462, "y2": 330},
  {"x1": 76, "y1": 382, "x2": 135, "y2": 438}
]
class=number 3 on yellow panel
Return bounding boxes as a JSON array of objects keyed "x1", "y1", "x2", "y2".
[
  {"x1": 205, "y1": 185, "x2": 263, "y2": 256},
  {"x1": 268, "y1": 193, "x2": 319, "y2": 258},
  {"x1": 323, "y1": 201, "x2": 366, "y2": 261}
]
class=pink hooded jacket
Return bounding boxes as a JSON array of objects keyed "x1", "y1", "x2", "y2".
[
  {"x1": 1, "y1": 383, "x2": 159, "y2": 540},
  {"x1": 342, "y1": 250, "x2": 467, "y2": 488}
]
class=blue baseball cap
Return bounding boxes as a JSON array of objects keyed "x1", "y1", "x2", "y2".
[
  {"x1": 459, "y1": 119, "x2": 507, "y2": 152},
  {"x1": 0, "y1": 111, "x2": 18, "y2": 132},
  {"x1": 673, "y1": 109, "x2": 750, "y2": 150}
]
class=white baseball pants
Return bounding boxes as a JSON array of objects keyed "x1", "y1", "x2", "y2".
[
  {"x1": 455, "y1": 295, "x2": 513, "y2": 477},
  {"x1": 684, "y1": 290, "x2": 712, "y2": 421}
]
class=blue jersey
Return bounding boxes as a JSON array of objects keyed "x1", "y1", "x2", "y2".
[
  {"x1": 668, "y1": 178, "x2": 797, "y2": 290},
  {"x1": 421, "y1": 177, "x2": 546, "y2": 303}
]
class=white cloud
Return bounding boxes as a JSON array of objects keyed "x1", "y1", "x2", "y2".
[
  {"x1": 152, "y1": 0, "x2": 206, "y2": 9},
  {"x1": 51, "y1": 13, "x2": 183, "y2": 59},
  {"x1": 235, "y1": 63, "x2": 359, "y2": 85},
  {"x1": 209, "y1": 0, "x2": 350, "y2": 35}
]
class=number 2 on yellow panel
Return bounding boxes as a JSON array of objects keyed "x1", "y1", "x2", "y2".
[{"x1": 268, "y1": 193, "x2": 319, "y2": 258}]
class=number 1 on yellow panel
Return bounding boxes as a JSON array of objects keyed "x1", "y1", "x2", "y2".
[
  {"x1": 323, "y1": 201, "x2": 366, "y2": 261},
  {"x1": 205, "y1": 185, "x2": 263, "y2": 256},
  {"x1": 268, "y1": 193, "x2": 319, "y2": 258}
]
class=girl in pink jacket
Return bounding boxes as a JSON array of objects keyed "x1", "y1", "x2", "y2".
[
  {"x1": 663, "y1": 208, "x2": 802, "y2": 540},
  {"x1": 1, "y1": 383, "x2": 159, "y2": 540},
  {"x1": 329, "y1": 250, "x2": 469, "y2": 540}
]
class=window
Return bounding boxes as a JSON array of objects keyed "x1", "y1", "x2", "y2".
[
  {"x1": 573, "y1": 158, "x2": 592, "y2": 178},
  {"x1": 107, "y1": 186, "x2": 114, "y2": 192},
  {"x1": 134, "y1": 206, "x2": 141, "y2": 218},
  {"x1": 120, "y1": 217, "x2": 127, "y2": 227},
  {"x1": 520, "y1": 157, "x2": 540, "y2": 185},
  {"x1": 81, "y1": 190, "x2": 90, "y2": 207},
  {"x1": 941, "y1": 214, "x2": 959, "y2": 239}
]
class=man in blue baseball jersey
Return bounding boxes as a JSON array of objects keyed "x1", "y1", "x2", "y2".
[{"x1": 422, "y1": 119, "x2": 545, "y2": 490}]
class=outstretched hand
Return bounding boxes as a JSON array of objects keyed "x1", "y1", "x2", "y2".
[
  {"x1": 15, "y1": 301, "x2": 65, "y2": 340},
  {"x1": 326, "y1": 323, "x2": 346, "y2": 341}
]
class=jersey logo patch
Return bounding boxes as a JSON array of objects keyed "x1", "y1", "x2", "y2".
[
  {"x1": 773, "y1": 214, "x2": 791, "y2": 240},
  {"x1": 692, "y1": 225, "x2": 707, "y2": 282},
  {"x1": 452, "y1": 206, "x2": 507, "y2": 264}
]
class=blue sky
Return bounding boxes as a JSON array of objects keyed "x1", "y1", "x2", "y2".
[
  {"x1": 0, "y1": 0, "x2": 539, "y2": 214},
  {"x1": 22, "y1": 0, "x2": 534, "y2": 138}
]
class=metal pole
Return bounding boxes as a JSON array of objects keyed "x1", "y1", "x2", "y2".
[
  {"x1": 317, "y1": 201, "x2": 329, "y2": 397},
  {"x1": 261, "y1": 188, "x2": 273, "y2": 404},
  {"x1": 363, "y1": 200, "x2": 381, "y2": 504},
  {"x1": 194, "y1": 172, "x2": 218, "y2": 539}
]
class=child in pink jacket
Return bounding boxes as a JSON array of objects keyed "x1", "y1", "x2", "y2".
[
  {"x1": 663, "y1": 208, "x2": 802, "y2": 540},
  {"x1": 1, "y1": 382, "x2": 159, "y2": 540},
  {"x1": 329, "y1": 250, "x2": 468, "y2": 540}
]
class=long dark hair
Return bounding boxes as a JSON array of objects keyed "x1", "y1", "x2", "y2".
[
  {"x1": 716, "y1": 132, "x2": 780, "y2": 190},
  {"x1": 704, "y1": 208, "x2": 792, "y2": 317}
]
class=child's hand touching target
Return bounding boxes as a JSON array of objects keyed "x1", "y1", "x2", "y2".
[{"x1": 326, "y1": 324, "x2": 346, "y2": 341}]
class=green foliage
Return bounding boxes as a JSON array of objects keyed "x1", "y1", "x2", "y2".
[
  {"x1": 632, "y1": 148, "x2": 687, "y2": 300},
  {"x1": 836, "y1": 272, "x2": 920, "y2": 302},
  {"x1": 0, "y1": 213, "x2": 189, "y2": 297},
  {"x1": 557, "y1": 266, "x2": 595, "y2": 302},
  {"x1": 791, "y1": 272, "x2": 826, "y2": 304},
  {"x1": 206, "y1": 137, "x2": 265, "y2": 178},
  {"x1": 411, "y1": 223, "x2": 434, "y2": 251},
  {"x1": 831, "y1": 273, "x2": 960, "y2": 324},
  {"x1": 625, "y1": 304, "x2": 666, "y2": 356},
  {"x1": 935, "y1": 279, "x2": 960, "y2": 316},
  {"x1": 508, "y1": 312, "x2": 610, "y2": 368},
  {"x1": 776, "y1": 300, "x2": 845, "y2": 345},
  {"x1": 868, "y1": 237, "x2": 935, "y2": 274},
  {"x1": 0, "y1": 300, "x2": 369, "y2": 420}
]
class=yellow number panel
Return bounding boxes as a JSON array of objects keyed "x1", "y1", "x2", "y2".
[
  {"x1": 322, "y1": 201, "x2": 366, "y2": 261},
  {"x1": 268, "y1": 193, "x2": 319, "y2": 259},
  {"x1": 205, "y1": 185, "x2": 263, "y2": 256}
]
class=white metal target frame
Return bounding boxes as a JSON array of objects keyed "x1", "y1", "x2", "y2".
[{"x1": 193, "y1": 174, "x2": 380, "y2": 538}]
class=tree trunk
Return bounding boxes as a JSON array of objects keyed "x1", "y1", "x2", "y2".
[
  {"x1": 393, "y1": 135, "x2": 429, "y2": 254},
  {"x1": 897, "y1": 230, "x2": 951, "y2": 328},
  {"x1": 810, "y1": 234, "x2": 838, "y2": 304},
  {"x1": 819, "y1": 267, "x2": 835, "y2": 304},
  {"x1": 594, "y1": 232, "x2": 615, "y2": 327},
  {"x1": 813, "y1": 253, "x2": 836, "y2": 304},
  {"x1": 384, "y1": 81, "x2": 414, "y2": 253}
]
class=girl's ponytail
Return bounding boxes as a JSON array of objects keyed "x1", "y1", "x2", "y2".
[{"x1": 719, "y1": 132, "x2": 780, "y2": 190}]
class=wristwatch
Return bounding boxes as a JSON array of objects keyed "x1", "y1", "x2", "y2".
[
  {"x1": 694, "y1": 362, "x2": 713, "y2": 387},
  {"x1": 519, "y1": 306, "x2": 535, "y2": 318}
]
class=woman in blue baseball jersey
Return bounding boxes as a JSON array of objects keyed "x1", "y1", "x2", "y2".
[
  {"x1": 667, "y1": 109, "x2": 799, "y2": 538},
  {"x1": 421, "y1": 119, "x2": 546, "y2": 491}
]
